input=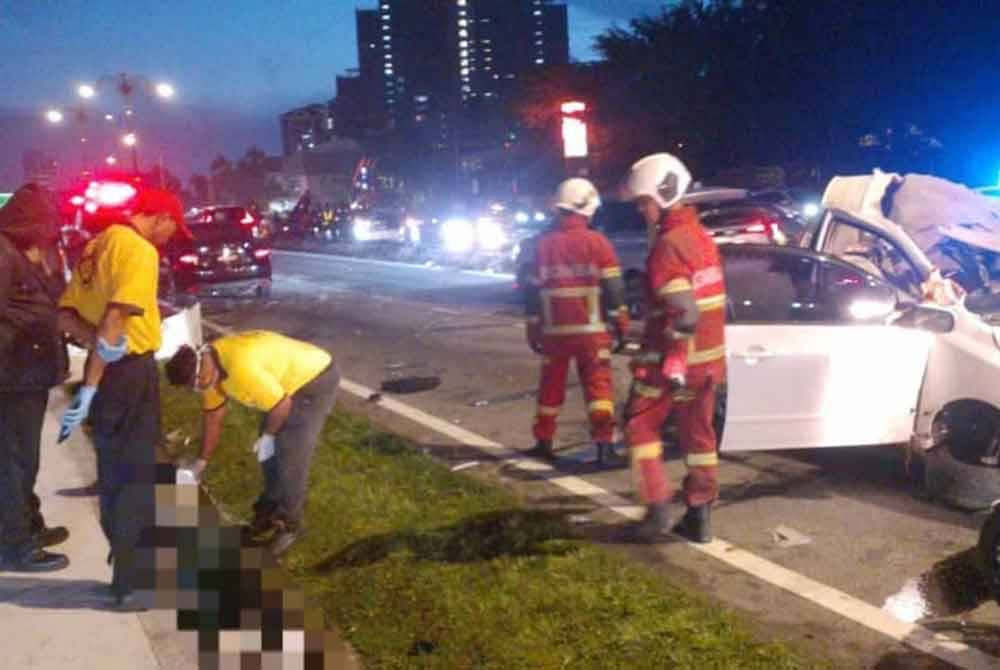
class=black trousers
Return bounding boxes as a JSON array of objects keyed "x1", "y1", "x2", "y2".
[
  {"x1": 0, "y1": 390, "x2": 48, "y2": 552},
  {"x1": 90, "y1": 353, "x2": 159, "y2": 595},
  {"x1": 256, "y1": 363, "x2": 340, "y2": 526}
]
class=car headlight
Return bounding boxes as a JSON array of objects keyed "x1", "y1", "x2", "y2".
[
  {"x1": 802, "y1": 202, "x2": 821, "y2": 219},
  {"x1": 477, "y1": 217, "x2": 507, "y2": 251},
  {"x1": 442, "y1": 218, "x2": 475, "y2": 253},
  {"x1": 353, "y1": 218, "x2": 373, "y2": 241},
  {"x1": 515, "y1": 211, "x2": 529, "y2": 224},
  {"x1": 534, "y1": 211, "x2": 546, "y2": 222}
]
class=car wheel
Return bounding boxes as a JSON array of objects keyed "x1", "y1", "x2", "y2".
[
  {"x1": 924, "y1": 402, "x2": 1000, "y2": 510},
  {"x1": 255, "y1": 284, "x2": 272, "y2": 300},
  {"x1": 978, "y1": 507, "x2": 1000, "y2": 605}
]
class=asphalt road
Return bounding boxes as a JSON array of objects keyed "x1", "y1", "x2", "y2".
[{"x1": 203, "y1": 249, "x2": 1000, "y2": 669}]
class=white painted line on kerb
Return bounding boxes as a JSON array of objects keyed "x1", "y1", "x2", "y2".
[
  {"x1": 272, "y1": 249, "x2": 516, "y2": 281},
  {"x1": 199, "y1": 317, "x2": 995, "y2": 670}
]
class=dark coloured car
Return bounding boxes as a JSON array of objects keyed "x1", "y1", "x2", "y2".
[{"x1": 161, "y1": 207, "x2": 272, "y2": 300}]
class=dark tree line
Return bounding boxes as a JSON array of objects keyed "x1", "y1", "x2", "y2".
[{"x1": 515, "y1": 0, "x2": 1000, "y2": 187}]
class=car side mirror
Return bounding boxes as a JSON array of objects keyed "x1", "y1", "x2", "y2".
[{"x1": 893, "y1": 303, "x2": 955, "y2": 333}]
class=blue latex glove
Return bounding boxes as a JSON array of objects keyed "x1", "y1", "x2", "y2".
[
  {"x1": 59, "y1": 385, "x2": 97, "y2": 443},
  {"x1": 96, "y1": 335, "x2": 129, "y2": 363}
]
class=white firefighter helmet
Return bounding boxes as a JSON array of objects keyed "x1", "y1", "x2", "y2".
[
  {"x1": 554, "y1": 177, "x2": 602, "y2": 218},
  {"x1": 622, "y1": 153, "x2": 692, "y2": 209}
]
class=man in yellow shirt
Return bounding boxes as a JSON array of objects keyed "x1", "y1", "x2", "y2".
[
  {"x1": 165, "y1": 331, "x2": 339, "y2": 556},
  {"x1": 57, "y1": 187, "x2": 192, "y2": 609}
]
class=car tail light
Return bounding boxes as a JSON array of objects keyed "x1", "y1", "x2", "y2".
[
  {"x1": 91, "y1": 182, "x2": 137, "y2": 208},
  {"x1": 744, "y1": 216, "x2": 782, "y2": 241},
  {"x1": 241, "y1": 213, "x2": 255, "y2": 225},
  {"x1": 253, "y1": 248, "x2": 271, "y2": 259},
  {"x1": 178, "y1": 254, "x2": 199, "y2": 265},
  {"x1": 69, "y1": 195, "x2": 86, "y2": 207}
]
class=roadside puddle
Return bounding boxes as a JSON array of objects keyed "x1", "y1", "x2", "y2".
[{"x1": 883, "y1": 548, "x2": 992, "y2": 622}]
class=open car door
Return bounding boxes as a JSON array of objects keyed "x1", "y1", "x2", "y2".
[{"x1": 717, "y1": 245, "x2": 931, "y2": 452}]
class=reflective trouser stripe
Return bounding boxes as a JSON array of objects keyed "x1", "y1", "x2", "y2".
[
  {"x1": 685, "y1": 452, "x2": 719, "y2": 467},
  {"x1": 689, "y1": 345, "x2": 726, "y2": 365},
  {"x1": 696, "y1": 294, "x2": 727, "y2": 311},
  {"x1": 588, "y1": 400, "x2": 614, "y2": 415},
  {"x1": 659, "y1": 278, "x2": 693, "y2": 295},
  {"x1": 542, "y1": 323, "x2": 609, "y2": 335},
  {"x1": 631, "y1": 442, "x2": 663, "y2": 460},
  {"x1": 633, "y1": 382, "x2": 663, "y2": 399}
]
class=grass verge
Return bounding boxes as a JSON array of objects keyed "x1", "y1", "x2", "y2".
[{"x1": 161, "y1": 379, "x2": 817, "y2": 669}]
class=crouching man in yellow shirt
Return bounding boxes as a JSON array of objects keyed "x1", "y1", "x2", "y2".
[{"x1": 166, "y1": 331, "x2": 339, "y2": 556}]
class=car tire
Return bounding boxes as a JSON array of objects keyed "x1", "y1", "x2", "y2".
[
  {"x1": 924, "y1": 446, "x2": 1000, "y2": 511},
  {"x1": 923, "y1": 402, "x2": 1000, "y2": 510},
  {"x1": 978, "y1": 507, "x2": 1000, "y2": 605},
  {"x1": 255, "y1": 284, "x2": 272, "y2": 300}
]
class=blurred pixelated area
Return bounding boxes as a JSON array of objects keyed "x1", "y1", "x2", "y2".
[{"x1": 141, "y1": 479, "x2": 355, "y2": 670}]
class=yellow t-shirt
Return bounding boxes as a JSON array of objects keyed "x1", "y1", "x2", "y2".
[
  {"x1": 59, "y1": 224, "x2": 162, "y2": 354},
  {"x1": 202, "y1": 331, "x2": 333, "y2": 412}
]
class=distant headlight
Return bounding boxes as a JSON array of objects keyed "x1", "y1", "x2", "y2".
[
  {"x1": 515, "y1": 211, "x2": 529, "y2": 224},
  {"x1": 477, "y1": 217, "x2": 507, "y2": 251},
  {"x1": 802, "y1": 202, "x2": 821, "y2": 219},
  {"x1": 534, "y1": 211, "x2": 546, "y2": 222},
  {"x1": 353, "y1": 218, "x2": 374, "y2": 241},
  {"x1": 442, "y1": 218, "x2": 475, "y2": 253}
]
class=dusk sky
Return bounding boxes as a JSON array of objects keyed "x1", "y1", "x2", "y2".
[{"x1": 0, "y1": 0, "x2": 664, "y2": 185}]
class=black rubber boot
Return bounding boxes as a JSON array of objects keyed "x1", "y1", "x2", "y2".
[
  {"x1": 624, "y1": 503, "x2": 675, "y2": 544},
  {"x1": 2, "y1": 545, "x2": 69, "y2": 573},
  {"x1": 595, "y1": 442, "x2": 625, "y2": 466},
  {"x1": 674, "y1": 504, "x2": 712, "y2": 544},
  {"x1": 524, "y1": 440, "x2": 555, "y2": 460}
]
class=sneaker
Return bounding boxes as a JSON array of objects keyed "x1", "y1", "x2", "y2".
[
  {"x1": 269, "y1": 520, "x2": 305, "y2": 557},
  {"x1": 1, "y1": 546, "x2": 69, "y2": 573},
  {"x1": 34, "y1": 525, "x2": 70, "y2": 548},
  {"x1": 623, "y1": 503, "x2": 675, "y2": 544}
]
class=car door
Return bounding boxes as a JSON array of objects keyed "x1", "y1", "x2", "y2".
[{"x1": 719, "y1": 245, "x2": 932, "y2": 452}]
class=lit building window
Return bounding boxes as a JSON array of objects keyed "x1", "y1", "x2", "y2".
[
  {"x1": 383, "y1": 35, "x2": 391, "y2": 41},
  {"x1": 458, "y1": 19, "x2": 467, "y2": 27},
  {"x1": 533, "y1": 10, "x2": 542, "y2": 15},
  {"x1": 459, "y1": 40, "x2": 468, "y2": 48},
  {"x1": 535, "y1": 58, "x2": 544, "y2": 64},
  {"x1": 459, "y1": 29, "x2": 468, "y2": 37}
]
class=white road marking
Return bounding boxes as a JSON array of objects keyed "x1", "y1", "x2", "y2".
[
  {"x1": 272, "y1": 249, "x2": 515, "y2": 281},
  {"x1": 200, "y1": 316, "x2": 996, "y2": 669}
]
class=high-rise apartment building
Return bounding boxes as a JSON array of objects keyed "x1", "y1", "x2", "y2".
[{"x1": 354, "y1": 0, "x2": 568, "y2": 143}]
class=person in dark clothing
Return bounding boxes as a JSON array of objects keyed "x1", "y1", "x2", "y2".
[{"x1": 0, "y1": 183, "x2": 71, "y2": 572}]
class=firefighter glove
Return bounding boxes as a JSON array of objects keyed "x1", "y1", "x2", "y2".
[{"x1": 525, "y1": 320, "x2": 544, "y2": 354}]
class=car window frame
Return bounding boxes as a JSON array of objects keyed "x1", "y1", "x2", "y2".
[
  {"x1": 721, "y1": 243, "x2": 897, "y2": 326},
  {"x1": 818, "y1": 216, "x2": 925, "y2": 300}
]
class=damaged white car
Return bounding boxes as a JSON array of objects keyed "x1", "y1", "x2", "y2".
[{"x1": 717, "y1": 170, "x2": 1000, "y2": 509}]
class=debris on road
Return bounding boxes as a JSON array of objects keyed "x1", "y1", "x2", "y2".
[
  {"x1": 381, "y1": 376, "x2": 442, "y2": 394},
  {"x1": 772, "y1": 525, "x2": 813, "y2": 549},
  {"x1": 451, "y1": 461, "x2": 480, "y2": 472}
]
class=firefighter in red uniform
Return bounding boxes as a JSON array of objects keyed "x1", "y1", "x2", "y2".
[
  {"x1": 620, "y1": 154, "x2": 727, "y2": 543},
  {"x1": 524, "y1": 178, "x2": 629, "y2": 464}
]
